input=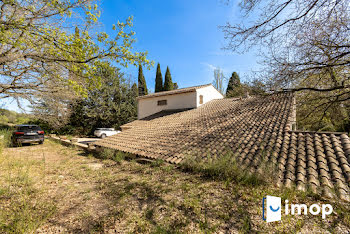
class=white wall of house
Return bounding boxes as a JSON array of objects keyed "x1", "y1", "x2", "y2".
[
  {"x1": 195, "y1": 85, "x2": 224, "y2": 107},
  {"x1": 137, "y1": 84, "x2": 224, "y2": 119},
  {"x1": 137, "y1": 92, "x2": 197, "y2": 119}
]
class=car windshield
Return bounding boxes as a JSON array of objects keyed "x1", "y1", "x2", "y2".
[{"x1": 17, "y1": 126, "x2": 41, "y2": 131}]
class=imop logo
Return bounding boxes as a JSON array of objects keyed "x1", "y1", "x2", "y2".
[
  {"x1": 262, "y1": 195, "x2": 333, "y2": 222},
  {"x1": 262, "y1": 195, "x2": 281, "y2": 222}
]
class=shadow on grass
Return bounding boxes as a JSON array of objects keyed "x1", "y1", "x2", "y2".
[
  {"x1": 40, "y1": 157, "x2": 262, "y2": 233},
  {"x1": 96, "y1": 166, "x2": 260, "y2": 233},
  {"x1": 60, "y1": 149, "x2": 267, "y2": 232}
]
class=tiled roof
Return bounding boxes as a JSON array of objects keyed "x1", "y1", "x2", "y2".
[
  {"x1": 275, "y1": 131, "x2": 350, "y2": 201},
  {"x1": 136, "y1": 84, "x2": 212, "y2": 100},
  {"x1": 95, "y1": 92, "x2": 350, "y2": 201},
  {"x1": 139, "y1": 108, "x2": 194, "y2": 120}
]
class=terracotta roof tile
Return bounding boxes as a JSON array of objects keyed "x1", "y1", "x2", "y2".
[{"x1": 95, "y1": 92, "x2": 350, "y2": 201}]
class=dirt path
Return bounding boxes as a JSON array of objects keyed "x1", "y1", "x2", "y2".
[{"x1": 0, "y1": 140, "x2": 349, "y2": 233}]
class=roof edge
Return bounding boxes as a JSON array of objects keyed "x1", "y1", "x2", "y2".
[
  {"x1": 137, "y1": 84, "x2": 213, "y2": 100},
  {"x1": 288, "y1": 130, "x2": 347, "y2": 135}
]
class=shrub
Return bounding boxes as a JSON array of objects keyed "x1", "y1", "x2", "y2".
[
  {"x1": 98, "y1": 148, "x2": 126, "y2": 163},
  {"x1": 114, "y1": 151, "x2": 126, "y2": 163},
  {"x1": 181, "y1": 151, "x2": 272, "y2": 186},
  {"x1": 150, "y1": 159, "x2": 164, "y2": 167},
  {"x1": 99, "y1": 148, "x2": 115, "y2": 160},
  {"x1": 0, "y1": 129, "x2": 12, "y2": 154}
]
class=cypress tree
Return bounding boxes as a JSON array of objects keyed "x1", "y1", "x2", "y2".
[
  {"x1": 138, "y1": 64, "x2": 148, "y2": 96},
  {"x1": 131, "y1": 83, "x2": 138, "y2": 110},
  {"x1": 163, "y1": 66, "x2": 174, "y2": 91},
  {"x1": 131, "y1": 83, "x2": 138, "y2": 98},
  {"x1": 155, "y1": 63, "x2": 163, "y2": 92},
  {"x1": 226, "y1": 72, "x2": 243, "y2": 97}
]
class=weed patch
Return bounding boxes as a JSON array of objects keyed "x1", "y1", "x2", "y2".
[
  {"x1": 97, "y1": 148, "x2": 132, "y2": 163},
  {"x1": 0, "y1": 148, "x2": 56, "y2": 233},
  {"x1": 0, "y1": 129, "x2": 12, "y2": 153},
  {"x1": 181, "y1": 151, "x2": 271, "y2": 186}
]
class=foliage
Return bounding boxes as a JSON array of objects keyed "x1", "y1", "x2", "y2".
[
  {"x1": 31, "y1": 62, "x2": 138, "y2": 135},
  {"x1": 67, "y1": 62, "x2": 138, "y2": 135},
  {"x1": 155, "y1": 63, "x2": 163, "y2": 92},
  {"x1": 131, "y1": 83, "x2": 138, "y2": 98},
  {"x1": 0, "y1": 109, "x2": 31, "y2": 125},
  {"x1": 226, "y1": 72, "x2": 244, "y2": 97},
  {"x1": 138, "y1": 65, "x2": 148, "y2": 96},
  {"x1": 224, "y1": 71, "x2": 267, "y2": 98},
  {"x1": 163, "y1": 67, "x2": 174, "y2": 91},
  {"x1": 173, "y1": 83, "x2": 179, "y2": 90},
  {"x1": 297, "y1": 91, "x2": 350, "y2": 132},
  {"x1": 0, "y1": 0, "x2": 152, "y2": 103}
]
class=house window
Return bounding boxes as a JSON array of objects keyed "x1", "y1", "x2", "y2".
[
  {"x1": 199, "y1": 95, "x2": 203, "y2": 104},
  {"x1": 157, "y1": 100, "x2": 167, "y2": 106}
]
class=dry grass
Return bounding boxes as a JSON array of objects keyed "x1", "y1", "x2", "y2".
[{"x1": 0, "y1": 140, "x2": 349, "y2": 233}]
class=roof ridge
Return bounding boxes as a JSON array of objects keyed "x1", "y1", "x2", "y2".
[{"x1": 137, "y1": 83, "x2": 213, "y2": 100}]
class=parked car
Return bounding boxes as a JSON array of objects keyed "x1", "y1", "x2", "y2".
[
  {"x1": 94, "y1": 128, "x2": 120, "y2": 138},
  {"x1": 12, "y1": 124, "x2": 44, "y2": 145}
]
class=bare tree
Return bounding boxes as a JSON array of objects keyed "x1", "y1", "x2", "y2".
[
  {"x1": 213, "y1": 67, "x2": 226, "y2": 94},
  {"x1": 221, "y1": 0, "x2": 350, "y2": 129},
  {"x1": 222, "y1": 0, "x2": 349, "y2": 91}
]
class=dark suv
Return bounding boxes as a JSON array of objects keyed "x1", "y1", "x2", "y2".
[{"x1": 12, "y1": 125, "x2": 44, "y2": 145}]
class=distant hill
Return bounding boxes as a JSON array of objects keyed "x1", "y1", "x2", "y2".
[{"x1": 0, "y1": 108, "x2": 32, "y2": 126}]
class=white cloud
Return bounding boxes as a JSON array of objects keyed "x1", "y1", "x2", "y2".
[
  {"x1": 200, "y1": 62, "x2": 218, "y2": 71},
  {"x1": 207, "y1": 51, "x2": 236, "y2": 56},
  {"x1": 201, "y1": 62, "x2": 229, "y2": 74}
]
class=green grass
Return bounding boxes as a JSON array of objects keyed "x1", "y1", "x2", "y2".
[{"x1": 0, "y1": 145, "x2": 56, "y2": 233}]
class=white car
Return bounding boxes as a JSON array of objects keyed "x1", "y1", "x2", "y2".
[{"x1": 94, "y1": 128, "x2": 120, "y2": 138}]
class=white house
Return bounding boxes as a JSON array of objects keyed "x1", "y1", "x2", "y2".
[{"x1": 137, "y1": 84, "x2": 224, "y2": 119}]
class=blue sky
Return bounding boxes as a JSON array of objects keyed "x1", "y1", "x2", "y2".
[
  {"x1": 2, "y1": 0, "x2": 260, "y2": 112},
  {"x1": 100, "y1": 0, "x2": 259, "y2": 91}
]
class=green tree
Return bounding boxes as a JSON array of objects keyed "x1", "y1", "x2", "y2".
[
  {"x1": 131, "y1": 83, "x2": 138, "y2": 98},
  {"x1": 163, "y1": 67, "x2": 174, "y2": 91},
  {"x1": 155, "y1": 63, "x2": 163, "y2": 92},
  {"x1": 226, "y1": 72, "x2": 244, "y2": 97},
  {"x1": 173, "y1": 83, "x2": 179, "y2": 90},
  {"x1": 138, "y1": 65, "x2": 148, "y2": 96},
  {"x1": 33, "y1": 62, "x2": 138, "y2": 134},
  {"x1": 68, "y1": 62, "x2": 138, "y2": 135},
  {"x1": 0, "y1": 0, "x2": 152, "y2": 103}
]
